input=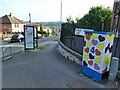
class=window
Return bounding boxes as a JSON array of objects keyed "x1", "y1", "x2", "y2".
[
  {"x1": 17, "y1": 24, "x2": 19, "y2": 28},
  {"x1": 15, "y1": 24, "x2": 16, "y2": 28},
  {"x1": 14, "y1": 24, "x2": 19, "y2": 28}
]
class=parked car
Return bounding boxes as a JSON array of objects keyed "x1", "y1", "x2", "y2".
[
  {"x1": 10, "y1": 34, "x2": 24, "y2": 42},
  {"x1": 38, "y1": 34, "x2": 43, "y2": 39}
]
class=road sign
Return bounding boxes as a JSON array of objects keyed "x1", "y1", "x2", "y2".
[{"x1": 75, "y1": 28, "x2": 94, "y2": 36}]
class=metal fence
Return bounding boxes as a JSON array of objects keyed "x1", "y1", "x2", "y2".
[
  {"x1": 2, "y1": 45, "x2": 24, "y2": 62},
  {"x1": 60, "y1": 24, "x2": 120, "y2": 70},
  {"x1": 61, "y1": 35, "x2": 84, "y2": 55},
  {"x1": 2, "y1": 47, "x2": 12, "y2": 61}
]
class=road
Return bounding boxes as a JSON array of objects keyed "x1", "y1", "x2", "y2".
[{"x1": 0, "y1": 36, "x2": 60, "y2": 58}]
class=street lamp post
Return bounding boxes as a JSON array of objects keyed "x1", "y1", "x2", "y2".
[
  {"x1": 60, "y1": 0, "x2": 62, "y2": 31},
  {"x1": 101, "y1": 17, "x2": 104, "y2": 31}
]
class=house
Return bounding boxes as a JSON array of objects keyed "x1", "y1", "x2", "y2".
[
  {"x1": 0, "y1": 13, "x2": 24, "y2": 38},
  {"x1": 31, "y1": 23, "x2": 54, "y2": 36},
  {"x1": 42, "y1": 26, "x2": 53, "y2": 36}
]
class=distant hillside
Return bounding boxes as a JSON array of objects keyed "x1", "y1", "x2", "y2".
[{"x1": 34, "y1": 21, "x2": 61, "y2": 29}]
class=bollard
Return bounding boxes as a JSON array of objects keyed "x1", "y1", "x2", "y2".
[{"x1": 108, "y1": 57, "x2": 119, "y2": 81}]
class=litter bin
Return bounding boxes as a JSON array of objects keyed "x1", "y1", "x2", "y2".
[{"x1": 82, "y1": 31, "x2": 115, "y2": 80}]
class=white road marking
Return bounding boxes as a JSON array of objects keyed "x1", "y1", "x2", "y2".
[{"x1": 0, "y1": 44, "x2": 24, "y2": 48}]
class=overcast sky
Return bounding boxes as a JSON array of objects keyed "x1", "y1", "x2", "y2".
[{"x1": 0, "y1": 0, "x2": 114, "y2": 22}]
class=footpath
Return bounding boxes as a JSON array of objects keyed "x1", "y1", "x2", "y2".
[{"x1": 2, "y1": 41, "x2": 120, "y2": 89}]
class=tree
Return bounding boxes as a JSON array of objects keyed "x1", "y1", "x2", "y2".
[
  {"x1": 76, "y1": 6, "x2": 112, "y2": 32},
  {"x1": 40, "y1": 24, "x2": 43, "y2": 32},
  {"x1": 65, "y1": 16, "x2": 75, "y2": 35},
  {"x1": 37, "y1": 24, "x2": 46, "y2": 35},
  {"x1": 66, "y1": 16, "x2": 74, "y2": 24}
]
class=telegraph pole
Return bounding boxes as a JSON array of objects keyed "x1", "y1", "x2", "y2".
[
  {"x1": 29, "y1": 13, "x2": 31, "y2": 24},
  {"x1": 60, "y1": 0, "x2": 62, "y2": 40}
]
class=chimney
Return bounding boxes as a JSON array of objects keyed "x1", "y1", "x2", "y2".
[{"x1": 10, "y1": 13, "x2": 12, "y2": 17}]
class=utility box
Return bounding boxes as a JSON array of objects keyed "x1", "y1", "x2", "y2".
[{"x1": 82, "y1": 31, "x2": 115, "y2": 80}]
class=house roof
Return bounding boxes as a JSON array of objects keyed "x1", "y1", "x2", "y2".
[
  {"x1": 42, "y1": 26, "x2": 52, "y2": 30},
  {"x1": 23, "y1": 21, "x2": 30, "y2": 24},
  {"x1": 0, "y1": 14, "x2": 24, "y2": 24}
]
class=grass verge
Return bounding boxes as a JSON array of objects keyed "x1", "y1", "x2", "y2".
[
  {"x1": 3, "y1": 40, "x2": 10, "y2": 43},
  {"x1": 36, "y1": 44, "x2": 49, "y2": 50},
  {"x1": 53, "y1": 39, "x2": 59, "y2": 41}
]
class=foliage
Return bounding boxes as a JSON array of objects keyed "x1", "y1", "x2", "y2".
[
  {"x1": 62, "y1": 6, "x2": 112, "y2": 33},
  {"x1": 3, "y1": 39, "x2": 10, "y2": 43},
  {"x1": 36, "y1": 44, "x2": 49, "y2": 50},
  {"x1": 76, "y1": 6, "x2": 112, "y2": 32},
  {"x1": 45, "y1": 32, "x2": 49, "y2": 37},
  {"x1": 37, "y1": 31, "x2": 46, "y2": 35},
  {"x1": 61, "y1": 16, "x2": 75, "y2": 36},
  {"x1": 40, "y1": 24, "x2": 43, "y2": 32}
]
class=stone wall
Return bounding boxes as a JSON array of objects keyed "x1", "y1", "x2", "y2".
[{"x1": 58, "y1": 41, "x2": 82, "y2": 66}]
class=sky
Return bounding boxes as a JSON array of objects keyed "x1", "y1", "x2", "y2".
[{"x1": 0, "y1": 0, "x2": 114, "y2": 22}]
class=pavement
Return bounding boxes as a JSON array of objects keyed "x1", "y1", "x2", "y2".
[{"x1": 2, "y1": 41, "x2": 120, "y2": 88}]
